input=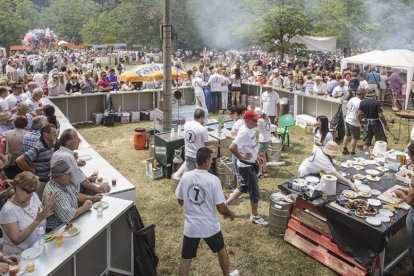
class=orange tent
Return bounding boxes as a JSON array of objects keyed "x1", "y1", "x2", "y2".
[{"x1": 10, "y1": 45, "x2": 27, "y2": 51}]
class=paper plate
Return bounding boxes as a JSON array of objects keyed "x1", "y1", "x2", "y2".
[
  {"x1": 375, "y1": 214, "x2": 391, "y2": 222},
  {"x1": 379, "y1": 209, "x2": 394, "y2": 217},
  {"x1": 366, "y1": 216, "x2": 382, "y2": 226},
  {"x1": 21, "y1": 246, "x2": 43, "y2": 260},
  {"x1": 366, "y1": 175, "x2": 381, "y2": 182},
  {"x1": 93, "y1": 201, "x2": 109, "y2": 210},
  {"x1": 341, "y1": 162, "x2": 353, "y2": 168},
  {"x1": 6, "y1": 265, "x2": 25, "y2": 276},
  {"x1": 78, "y1": 154, "x2": 92, "y2": 161},
  {"x1": 376, "y1": 166, "x2": 389, "y2": 172},
  {"x1": 353, "y1": 174, "x2": 365, "y2": 180},
  {"x1": 342, "y1": 190, "x2": 357, "y2": 199},
  {"x1": 354, "y1": 165, "x2": 365, "y2": 171},
  {"x1": 370, "y1": 189, "x2": 381, "y2": 196},
  {"x1": 356, "y1": 184, "x2": 371, "y2": 192},
  {"x1": 367, "y1": 199, "x2": 381, "y2": 206},
  {"x1": 358, "y1": 191, "x2": 371, "y2": 198},
  {"x1": 354, "y1": 179, "x2": 362, "y2": 186},
  {"x1": 58, "y1": 223, "x2": 81, "y2": 237},
  {"x1": 366, "y1": 169, "x2": 380, "y2": 176}
]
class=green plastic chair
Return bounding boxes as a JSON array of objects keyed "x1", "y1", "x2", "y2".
[{"x1": 276, "y1": 114, "x2": 295, "y2": 148}]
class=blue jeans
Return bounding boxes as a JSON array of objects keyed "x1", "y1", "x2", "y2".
[
  {"x1": 210, "y1": 91, "x2": 221, "y2": 113},
  {"x1": 407, "y1": 208, "x2": 414, "y2": 271}
]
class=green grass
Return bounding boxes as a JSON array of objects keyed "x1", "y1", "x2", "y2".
[{"x1": 77, "y1": 107, "x2": 412, "y2": 275}]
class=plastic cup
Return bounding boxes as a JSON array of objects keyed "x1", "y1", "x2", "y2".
[
  {"x1": 111, "y1": 176, "x2": 117, "y2": 186},
  {"x1": 26, "y1": 261, "x2": 35, "y2": 272},
  {"x1": 97, "y1": 205, "x2": 103, "y2": 217},
  {"x1": 55, "y1": 233, "x2": 63, "y2": 246}
]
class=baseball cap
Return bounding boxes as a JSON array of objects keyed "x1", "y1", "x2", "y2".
[
  {"x1": 243, "y1": 109, "x2": 260, "y2": 121},
  {"x1": 254, "y1": 107, "x2": 264, "y2": 115}
]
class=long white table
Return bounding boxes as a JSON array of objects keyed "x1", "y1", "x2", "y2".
[{"x1": 20, "y1": 196, "x2": 134, "y2": 276}]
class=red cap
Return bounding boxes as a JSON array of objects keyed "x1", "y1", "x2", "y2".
[{"x1": 243, "y1": 109, "x2": 261, "y2": 121}]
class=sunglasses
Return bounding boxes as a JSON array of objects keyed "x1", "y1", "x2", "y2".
[{"x1": 21, "y1": 186, "x2": 36, "y2": 194}]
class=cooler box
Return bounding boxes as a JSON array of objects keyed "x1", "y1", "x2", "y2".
[
  {"x1": 295, "y1": 114, "x2": 316, "y2": 129},
  {"x1": 121, "y1": 112, "x2": 130, "y2": 124},
  {"x1": 130, "y1": 111, "x2": 140, "y2": 123}
]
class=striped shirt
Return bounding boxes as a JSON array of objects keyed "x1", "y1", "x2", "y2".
[
  {"x1": 22, "y1": 130, "x2": 41, "y2": 152},
  {"x1": 24, "y1": 138, "x2": 54, "y2": 181},
  {"x1": 44, "y1": 180, "x2": 78, "y2": 230},
  {"x1": 51, "y1": 146, "x2": 87, "y2": 192}
]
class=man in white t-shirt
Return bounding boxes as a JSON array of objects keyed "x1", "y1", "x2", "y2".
[
  {"x1": 184, "y1": 109, "x2": 215, "y2": 171},
  {"x1": 0, "y1": 86, "x2": 10, "y2": 112},
  {"x1": 261, "y1": 86, "x2": 280, "y2": 124},
  {"x1": 176, "y1": 147, "x2": 235, "y2": 276},
  {"x1": 208, "y1": 69, "x2": 223, "y2": 113},
  {"x1": 226, "y1": 109, "x2": 269, "y2": 227},
  {"x1": 298, "y1": 141, "x2": 356, "y2": 191},
  {"x1": 343, "y1": 88, "x2": 365, "y2": 155},
  {"x1": 33, "y1": 69, "x2": 44, "y2": 87},
  {"x1": 192, "y1": 72, "x2": 207, "y2": 112},
  {"x1": 6, "y1": 82, "x2": 27, "y2": 111}
]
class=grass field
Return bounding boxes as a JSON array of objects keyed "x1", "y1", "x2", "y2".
[{"x1": 77, "y1": 108, "x2": 412, "y2": 276}]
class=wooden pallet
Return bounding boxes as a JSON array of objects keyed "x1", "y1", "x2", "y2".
[{"x1": 284, "y1": 217, "x2": 370, "y2": 276}]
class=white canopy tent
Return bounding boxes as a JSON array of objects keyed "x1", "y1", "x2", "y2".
[
  {"x1": 341, "y1": 49, "x2": 414, "y2": 110},
  {"x1": 290, "y1": 36, "x2": 337, "y2": 52}
]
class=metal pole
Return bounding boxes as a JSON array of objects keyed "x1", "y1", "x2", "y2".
[{"x1": 162, "y1": 0, "x2": 172, "y2": 131}]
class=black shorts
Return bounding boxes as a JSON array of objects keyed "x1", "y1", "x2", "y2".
[
  {"x1": 363, "y1": 124, "x2": 387, "y2": 146},
  {"x1": 345, "y1": 122, "x2": 361, "y2": 139},
  {"x1": 182, "y1": 231, "x2": 225, "y2": 259},
  {"x1": 231, "y1": 86, "x2": 241, "y2": 92}
]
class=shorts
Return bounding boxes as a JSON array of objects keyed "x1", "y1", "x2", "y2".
[
  {"x1": 363, "y1": 124, "x2": 387, "y2": 146},
  {"x1": 345, "y1": 123, "x2": 361, "y2": 140},
  {"x1": 231, "y1": 86, "x2": 241, "y2": 92},
  {"x1": 238, "y1": 165, "x2": 260, "y2": 203},
  {"x1": 182, "y1": 231, "x2": 225, "y2": 259},
  {"x1": 259, "y1": 141, "x2": 270, "y2": 153}
]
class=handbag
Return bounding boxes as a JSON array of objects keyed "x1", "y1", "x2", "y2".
[{"x1": 371, "y1": 72, "x2": 380, "y2": 89}]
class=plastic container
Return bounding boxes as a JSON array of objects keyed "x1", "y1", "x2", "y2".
[{"x1": 133, "y1": 128, "x2": 147, "y2": 150}]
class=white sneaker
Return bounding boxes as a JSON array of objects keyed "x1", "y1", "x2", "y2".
[
  {"x1": 249, "y1": 215, "x2": 269, "y2": 227},
  {"x1": 230, "y1": 269, "x2": 240, "y2": 276}
]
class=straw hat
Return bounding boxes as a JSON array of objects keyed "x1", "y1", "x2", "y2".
[
  {"x1": 0, "y1": 111, "x2": 12, "y2": 123},
  {"x1": 322, "y1": 141, "x2": 340, "y2": 157}
]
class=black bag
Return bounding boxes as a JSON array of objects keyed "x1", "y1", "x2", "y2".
[
  {"x1": 103, "y1": 94, "x2": 116, "y2": 126},
  {"x1": 330, "y1": 106, "x2": 345, "y2": 142},
  {"x1": 126, "y1": 206, "x2": 159, "y2": 276}
]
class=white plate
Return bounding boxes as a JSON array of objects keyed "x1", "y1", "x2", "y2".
[
  {"x1": 341, "y1": 162, "x2": 353, "y2": 168},
  {"x1": 78, "y1": 154, "x2": 92, "y2": 161},
  {"x1": 353, "y1": 179, "x2": 362, "y2": 186},
  {"x1": 6, "y1": 266, "x2": 25, "y2": 276},
  {"x1": 366, "y1": 169, "x2": 380, "y2": 176},
  {"x1": 342, "y1": 190, "x2": 357, "y2": 199},
  {"x1": 376, "y1": 166, "x2": 389, "y2": 172},
  {"x1": 379, "y1": 209, "x2": 394, "y2": 217},
  {"x1": 366, "y1": 216, "x2": 382, "y2": 226},
  {"x1": 58, "y1": 223, "x2": 81, "y2": 237},
  {"x1": 93, "y1": 201, "x2": 109, "y2": 210},
  {"x1": 366, "y1": 175, "x2": 381, "y2": 182},
  {"x1": 354, "y1": 165, "x2": 365, "y2": 171},
  {"x1": 21, "y1": 246, "x2": 43, "y2": 260},
  {"x1": 367, "y1": 199, "x2": 381, "y2": 206},
  {"x1": 356, "y1": 184, "x2": 371, "y2": 192},
  {"x1": 375, "y1": 214, "x2": 391, "y2": 222},
  {"x1": 353, "y1": 174, "x2": 365, "y2": 180},
  {"x1": 370, "y1": 189, "x2": 381, "y2": 196}
]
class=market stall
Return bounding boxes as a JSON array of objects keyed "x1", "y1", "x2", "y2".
[{"x1": 279, "y1": 152, "x2": 410, "y2": 275}]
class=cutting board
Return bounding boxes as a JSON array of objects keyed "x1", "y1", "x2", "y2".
[{"x1": 377, "y1": 185, "x2": 411, "y2": 210}]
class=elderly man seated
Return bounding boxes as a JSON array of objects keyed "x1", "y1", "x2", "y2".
[
  {"x1": 44, "y1": 160, "x2": 101, "y2": 232},
  {"x1": 312, "y1": 76, "x2": 327, "y2": 95}
]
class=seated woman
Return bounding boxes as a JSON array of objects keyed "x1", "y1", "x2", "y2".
[
  {"x1": 313, "y1": 115, "x2": 333, "y2": 152},
  {"x1": 0, "y1": 171, "x2": 57, "y2": 255},
  {"x1": 3, "y1": 116, "x2": 28, "y2": 179},
  {"x1": 298, "y1": 141, "x2": 356, "y2": 191}
]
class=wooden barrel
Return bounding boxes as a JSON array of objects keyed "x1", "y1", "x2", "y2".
[
  {"x1": 216, "y1": 157, "x2": 235, "y2": 188},
  {"x1": 268, "y1": 195, "x2": 294, "y2": 237}
]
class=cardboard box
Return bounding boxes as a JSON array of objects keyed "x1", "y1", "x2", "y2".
[
  {"x1": 130, "y1": 111, "x2": 140, "y2": 123},
  {"x1": 92, "y1": 113, "x2": 104, "y2": 125},
  {"x1": 145, "y1": 158, "x2": 163, "y2": 180},
  {"x1": 121, "y1": 112, "x2": 130, "y2": 124}
]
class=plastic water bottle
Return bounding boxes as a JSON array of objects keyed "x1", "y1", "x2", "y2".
[
  {"x1": 219, "y1": 115, "x2": 224, "y2": 129},
  {"x1": 37, "y1": 226, "x2": 45, "y2": 252}
]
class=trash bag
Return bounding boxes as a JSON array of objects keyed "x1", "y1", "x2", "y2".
[
  {"x1": 103, "y1": 94, "x2": 116, "y2": 126},
  {"x1": 126, "y1": 206, "x2": 159, "y2": 276},
  {"x1": 330, "y1": 105, "x2": 345, "y2": 142}
]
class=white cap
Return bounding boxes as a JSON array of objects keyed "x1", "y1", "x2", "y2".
[{"x1": 254, "y1": 107, "x2": 263, "y2": 115}]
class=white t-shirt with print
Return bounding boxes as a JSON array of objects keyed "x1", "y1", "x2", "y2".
[
  {"x1": 0, "y1": 98, "x2": 9, "y2": 111},
  {"x1": 257, "y1": 117, "x2": 272, "y2": 142},
  {"x1": 184, "y1": 120, "x2": 209, "y2": 158},
  {"x1": 233, "y1": 124, "x2": 258, "y2": 167},
  {"x1": 0, "y1": 194, "x2": 46, "y2": 255},
  {"x1": 298, "y1": 147, "x2": 336, "y2": 177},
  {"x1": 6, "y1": 93, "x2": 28, "y2": 110},
  {"x1": 345, "y1": 97, "x2": 361, "y2": 127},
  {"x1": 192, "y1": 77, "x2": 205, "y2": 96},
  {"x1": 261, "y1": 90, "x2": 280, "y2": 116},
  {"x1": 176, "y1": 169, "x2": 225, "y2": 238},
  {"x1": 208, "y1": 73, "x2": 223, "y2": 92}
]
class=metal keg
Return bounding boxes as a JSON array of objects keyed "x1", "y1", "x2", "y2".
[
  {"x1": 216, "y1": 157, "x2": 235, "y2": 188},
  {"x1": 268, "y1": 193, "x2": 295, "y2": 237}
]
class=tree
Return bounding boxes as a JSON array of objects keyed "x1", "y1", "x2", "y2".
[
  {"x1": 80, "y1": 11, "x2": 122, "y2": 44},
  {"x1": 40, "y1": 0, "x2": 100, "y2": 43}
]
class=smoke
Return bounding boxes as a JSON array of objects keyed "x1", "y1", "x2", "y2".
[
  {"x1": 359, "y1": 0, "x2": 414, "y2": 51},
  {"x1": 186, "y1": 0, "x2": 254, "y2": 49}
]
